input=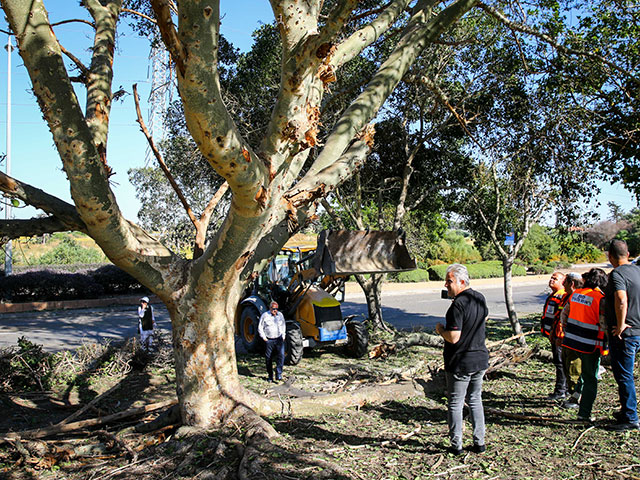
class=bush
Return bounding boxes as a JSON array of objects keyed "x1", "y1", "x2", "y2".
[
  {"x1": 37, "y1": 237, "x2": 106, "y2": 265},
  {"x1": 0, "y1": 270, "x2": 104, "y2": 302},
  {"x1": 0, "y1": 265, "x2": 146, "y2": 303},
  {"x1": 91, "y1": 265, "x2": 144, "y2": 295},
  {"x1": 527, "y1": 263, "x2": 554, "y2": 275},
  {"x1": 0, "y1": 337, "x2": 54, "y2": 392},
  {"x1": 390, "y1": 269, "x2": 431, "y2": 283},
  {"x1": 426, "y1": 261, "x2": 527, "y2": 281}
]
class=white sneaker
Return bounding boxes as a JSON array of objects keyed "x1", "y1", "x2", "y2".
[{"x1": 597, "y1": 365, "x2": 606, "y2": 380}]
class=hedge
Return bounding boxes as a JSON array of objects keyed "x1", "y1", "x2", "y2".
[
  {"x1": 426, "y1": 261, "x2": 527, "y2": 282},
  {"x1": 0, "y1": 264, "x2": 147, "y2": 303},
  {"x1": 387, "y1": 261, "x2": 528, "y2": 283}
]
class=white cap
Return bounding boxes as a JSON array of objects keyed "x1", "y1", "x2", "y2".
[{"x1": 140, "y1": 296, "x2": 150, "y2": 303}]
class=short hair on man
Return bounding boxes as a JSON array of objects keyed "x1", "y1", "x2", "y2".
[
  {"x1": 608, "y1": 239, "x2": 629, "y2": 259},
  {"x1": 447, "y1": 263, "x2": 470, "y2": 286}
]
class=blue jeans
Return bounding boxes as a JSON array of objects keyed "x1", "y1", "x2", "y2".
[
  {"x1": 446, "y1": 370, "x2": 486, "y2": 450},
  {"x1": 610, "y1": 335, "x2": 640, "y2": 423},
  {"x1": 265, "y1": 337, "x2": 285, "y2": 380}
]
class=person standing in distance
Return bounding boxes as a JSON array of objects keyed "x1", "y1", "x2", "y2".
[
  {"x1": 258, "y1": 301, "x2": 286, "y2": 383},
  {"x1": 435, "y1": 264, "x2": 489, "y2": 455},
  {"x1": 541, "y1": 272, "x2": 567, "y2": 400},
  {"x1": 605, "y1": 239, "x2": 640, "y2": 431},
  {"x1": 138, "y1": 296, "x2": 156, "y2": 352}
]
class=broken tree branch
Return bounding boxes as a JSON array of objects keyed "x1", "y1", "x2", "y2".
[
  {"x1": 132, "y1": 83, "x2": 198, "y2": 227},
  {"x1": 1, "y1": 399, "x2": 177, "y2": 443},
  {"x1": 55, "y1": 382, "x2": 122, "y2": 427}
]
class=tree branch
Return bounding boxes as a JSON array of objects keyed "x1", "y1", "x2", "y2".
[
  {"x1": 476, "y1": 1, "x2": 640, "y2": 85},
  {"x1": 83, "y1": 0, "x2": 122, "y2": 176},
  {"x1": 414, "y1": 74, "x2": 483, "y2": 149},
  {"x1": 150, "y1": 0, "x2": 186, "y2": 76},
  {"x1": 51, "y1": 18, "x2": 95, "y2": 29},
  {"x1": 0, "y1": 172, "x2": 85, "y2": 232},
  {"x1": 330, "y1": 0, "x2": 414, "y2": 69},
  {"x1": 310, "y1": 0, "x2": 477, "y2": 178},
  {"x1": 59, "y1": 43, "x2": 89, "y2": 82},
  {"x1": 0, "y1": 217, "x2": 83, "y2": 240},
  {"x1": 176, "y1": 0, "x2": 265, "y2": 214},
  {"x1": 121, "y1": 8, "x2": 157, "y2": 25},
  {"x1": 132, "y1": 83, "x2": 198, "y2": 227}
]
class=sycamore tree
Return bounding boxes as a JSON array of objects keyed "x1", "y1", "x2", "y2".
[
  {"x1": 0, "y1": 0, "x2": 479, "y2": 429},
  {"x1": 0, "y1": 0, "x2": 634, "y2": 432}
]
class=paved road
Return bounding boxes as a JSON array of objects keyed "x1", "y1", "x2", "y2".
[
  {"x1": 342, "y1": 282, "x2": 548, "y2": 330},
  {"x1": 0, "y1": 279, "x2": 552, "y2": 352}
]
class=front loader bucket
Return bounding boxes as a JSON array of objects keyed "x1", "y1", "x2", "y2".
[{"x1": 313, "y1": 230, "x2": 416, "y2": 275}]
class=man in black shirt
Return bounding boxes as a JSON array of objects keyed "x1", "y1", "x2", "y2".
[
  {"x1": 605, "y1": 240, "x2": 640, "y2": 431},
  {"x1": 436, "y1": 264, "x2": 489, "y2": 454}
]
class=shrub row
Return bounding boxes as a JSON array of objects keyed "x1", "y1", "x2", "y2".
[
  {"x1": 0, "y1": 265, "x2": 147, "y2": 303},
  {"x1": 390, "y1": 261, "x2": 528, "y2": 283}
]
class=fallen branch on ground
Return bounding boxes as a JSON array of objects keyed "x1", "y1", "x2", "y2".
[
  {"x1": 572, "y1": 425, "x2": 595, "y2": 450},
  {"x1": 55, "y1": 382, "x2": 122, "y2": 426},
  {"x1": 1, "y1": 399, "x2": 177, "y2": 443},
  {"x1": 486, "y1": 330, "x2": 536, "y2": 349}
]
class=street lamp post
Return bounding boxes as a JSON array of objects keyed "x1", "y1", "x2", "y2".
[{"x1": 4, "y1": 33, "x2": 12, "y2": 276}]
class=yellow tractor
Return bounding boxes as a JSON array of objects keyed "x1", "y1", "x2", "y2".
[{"x1": 235, "y1": 230, "x2": 416, "y2": 364}]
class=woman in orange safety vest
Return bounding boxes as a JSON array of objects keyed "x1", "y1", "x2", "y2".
[{"x1": 561, "y1": 268, "x2": 608, "y2": 421}]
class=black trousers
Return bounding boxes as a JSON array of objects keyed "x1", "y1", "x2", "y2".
[{"x1": 265, "y1": 337, "x2": 285, "y2": 380}]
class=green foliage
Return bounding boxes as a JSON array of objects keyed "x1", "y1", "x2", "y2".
[
  {"x1": 36, "y1": 237, "x2": 105, "y2": 265},
  {"x1": 0, "y1": 337, "x2": 53, "y2": 392},
  {"x1": 391, "y1": 269, "x2": 431, "y2": 283},
  {"x1": 427, "y1": 261, "x2": 527, "y2": 281},
  {"x1": 615, "y1": 208, "x2": 640, "y2": 256},
  {"x1": 519, "y1": 225, "x2": 561, "y2": 263},
  {"x1": 556, "y1": 231, "x2": 606, "y2": 263},
  {"x1": 426, "y1": 230, "x2": 482, "y2": 265}
]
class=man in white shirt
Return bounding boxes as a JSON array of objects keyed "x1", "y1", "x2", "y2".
[{"x1": 258, "y1": 301, "x2": 287, "y2": 382}]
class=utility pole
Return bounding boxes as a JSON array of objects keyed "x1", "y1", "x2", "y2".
[{"x1": 4, "y1": 33, "x2": 12, "y2": 276}]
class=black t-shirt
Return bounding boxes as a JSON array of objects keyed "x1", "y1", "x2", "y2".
[
  {"x1": 443, "y1": 288, "x2": 490, "y2": 374},
  {"x1": 605, "y1": 263, "x2": 640, "y2": 336}
]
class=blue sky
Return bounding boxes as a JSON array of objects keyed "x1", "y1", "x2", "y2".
[{"x1": 0, "y1": 2, "x2": 636, "y2": 225}]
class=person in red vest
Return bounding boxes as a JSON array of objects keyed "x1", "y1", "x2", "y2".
[
  {"x1": 560, "y1": 268, "x2": 608, "y2": 421},
  {"x1": 541, "y1": 272, "x2": 567, "y2": 400}
]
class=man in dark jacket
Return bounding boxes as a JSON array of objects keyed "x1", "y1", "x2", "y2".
[{"x1": 435, "y1": 263, "x2": 489, "y2": 455}]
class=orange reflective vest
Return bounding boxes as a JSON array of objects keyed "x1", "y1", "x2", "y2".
[
  {"x1": 563, "y1": 287, "x2": 607, "y2": 354},
  {"x1": 541, "y1": 289, "x2": 566, "y2": 337}
]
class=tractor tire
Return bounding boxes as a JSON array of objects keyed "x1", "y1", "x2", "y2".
[
  {"x1": 344, "y1": 320, "x2": 368, "y2": 358},
  {"x1": 239, "y1": 306, "x2": 262, "y2": 353},
  {"x1": 285, "y1": 321, "x2": 304, "y2": 365}
]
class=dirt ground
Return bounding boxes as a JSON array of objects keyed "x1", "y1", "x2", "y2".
[{"x1": 1, "y1": 317, "x2": 640, "y2": 480}]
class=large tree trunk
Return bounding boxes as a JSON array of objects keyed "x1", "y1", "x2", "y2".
[{"x1": 502, "y1": 255, "x2": 526, "y2": 346}]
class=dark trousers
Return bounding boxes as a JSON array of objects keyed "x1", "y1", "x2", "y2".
[
  {"x1": 550, "y1": 339, "x2": 567, "y2": 395},
  {"x1": 265, "y1": 337, "x2": 285, "y2": 380},
  {"x1": 610, "y1": 335, "x2": 640, "y2": 423}
]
